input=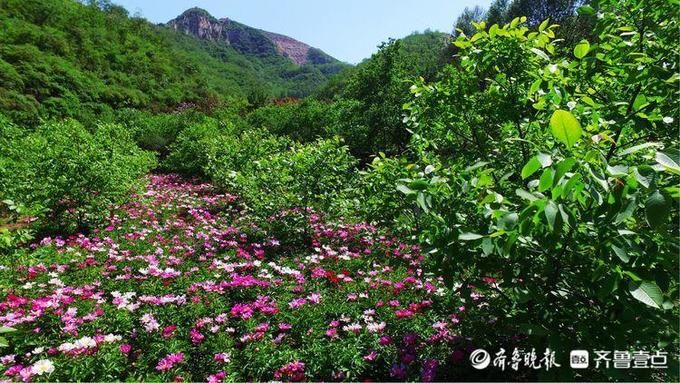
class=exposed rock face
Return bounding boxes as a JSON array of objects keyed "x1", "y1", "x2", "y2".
[
  {"x1": 261, "y1": 31, "x2": 310, "y2": 65},
  {"x1": 167, "y1": 8, "x2": 223, "y2": 41},
  {"x1": 167, "y1": 8, "x2": 337, "y2": 65}
]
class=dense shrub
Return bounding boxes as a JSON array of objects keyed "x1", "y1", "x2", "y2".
[
  {"x1": 163, "y1": 120, "x2": 223, "y2": 176},
  {"x1": 333, "y1": 154, "x2": 417, "y2": 232},
  {"x1": 0, "y1": 119, "x2": 156, "y2": 232},
  {"x1": 203, "y1": 129, "x2": 292, "y2": 181},
  {"x1": 222, "y1": 138, "x2": 357, "y2": 218},
  {"x1": 245, "y1": 99, "x2": 333, "y2": 143},
  {"x1": 390, "y1": 1, "x2": 678, "y2": 379},
  {"x1": 114, "y1": 109, "x2": 213, "y2": 157}
]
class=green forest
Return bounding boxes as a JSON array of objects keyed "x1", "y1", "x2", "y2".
[{"x1": 0, "y1": 0, "x2": 678, "y2": 381}]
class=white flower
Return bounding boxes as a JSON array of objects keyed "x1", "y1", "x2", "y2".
[
  {"x1": 31, "y1": 359, "x2": 55, "y2": 375},
  {"x1": 104, "y1": 334, "x2": 122, "y2": 343},
  {"x1": 548, "y1": 64, "x2": 558, "y2": 73},
  {"x1": 424, "y1": 165, "x2": 435, "y2": 174},
  {"x1": 663, "y1": 116, "x2": 674, "y2": 124},
  {"x1": 567, "y1": 101, "x2": 577, "y2": 110},
  {"x1": 342, "y1": 322, "x2": 362, "y2": 334},
  {"x1": 366, "y1": 321, "x2": 386, "y2": 333},
  {"x1": 31, "y1": 347, "x2": 45, "y2": 355},
  {"x1": 57, "y1": 342, "x2": 75, "y2": 352},
  {"x1": 74, "y1": 336, "x2": 97, "y2": 349}
]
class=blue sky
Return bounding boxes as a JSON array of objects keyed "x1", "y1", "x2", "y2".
[{"x1": 113, "y1": 0, "x2": 492, "y2": 64}]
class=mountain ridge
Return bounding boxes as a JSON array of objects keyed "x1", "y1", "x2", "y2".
[{"x1": 167, "y1": 7, "x2": 339, "y2": 66}]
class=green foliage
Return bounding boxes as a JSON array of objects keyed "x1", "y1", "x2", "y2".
[
  {"x1": 0, "y1": 0, "x2": 346, "y2": 126},
  {"x1": 163, "y1": 120, "x2": 223, "y2": 176},
  {"x1": 0, "y1": 119, "x2": 156, "y2": 232},
  {"x1": 393, "y1": 1, "x2": 678, "y2": 379},
  {"x1": 316, "y1": 32, "x2": 451, "y2": 159},
  {"x1": 221, "y1": 138, "x2": 357, "y2": 218},
  {"x1": 246, "y1": 99, "x2": 333, "y2": 143}
]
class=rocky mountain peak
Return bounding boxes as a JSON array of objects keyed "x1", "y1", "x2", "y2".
[{"x1": 167, "y1": 8, "x2": 338, "y2": 65}]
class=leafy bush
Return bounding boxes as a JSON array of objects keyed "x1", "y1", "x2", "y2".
[
  {"x1": 333, "y1": 154, "x2": 417, "y2": 232},
  {"x1": 0, "y1": 119, "x2": 156, "y2": 232},
  {"x1": 222, "y1": 138, "x2": 357, "y2": 218},
  {"x1": 394, "y1": 2, "x2": 678, "y2": 379},
  {"x1": 204, "y1": 129, "x2": 292, "y2": 183},
  {"x1": 246, "y1": 99, "x2": 333, "y2": 143},
  {"x1": 163, "y1": 120, "x2": 223, "y2": 177}
]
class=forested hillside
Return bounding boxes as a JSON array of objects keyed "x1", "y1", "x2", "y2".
[
  {"x1": 0, "y1": 0, "x2": 347, "y2": 126},
  {"x1": 0, "y1": 0, "x2": 678, "y2": 381}
]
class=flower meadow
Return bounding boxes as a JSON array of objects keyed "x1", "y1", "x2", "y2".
[{"x1": 0, "y1": 175, "x2": 483, "y2": 382}]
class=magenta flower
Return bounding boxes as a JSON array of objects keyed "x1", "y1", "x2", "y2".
[
  {"x1": 156, "y1": 353, "x2": 185, "y2": 371},
  {"x1": 190, "y1": 328, "x2": 205, "y2": 344}
]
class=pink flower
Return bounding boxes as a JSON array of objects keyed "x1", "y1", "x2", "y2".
[
  {"x1": 156, "y1": 353, "x2": 185, "y2": 371},
  {"x1": 288, "y1": 298, "x2": 306, "y2": 309},
  {"x1": 119, "y1": 344, "x2": 131, "y2": 354},
  {"x1": 364, "y1": 350, "x2": 378, "y2": 361},
  {"x1": 213, "y1": 353, "x2": 231, "y2": 364},
  {"x1": 366, "y1": 321, "x2": 386, "y2": 333},
  {"x1": 207, "y1": 371, "x2": 225, "y2": 383},
  {"x1": 395, "y1": 309, "x2": 414, "y2": 318},
  {"x1": 273, "y1": 361, "x2": 305, "y2": 382},
  {"x1": 325, "y1": 328, "x2": 338, "y2": 338},
  {"x1": 162, "y1": 325, "x2": 177, "y2": 339},
  {"x1": 190, "y1": 328, "x2": 205, "y2": 344}
]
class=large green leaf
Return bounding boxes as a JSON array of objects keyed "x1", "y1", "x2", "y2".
[
  {"x1": 459, "y1": 232, "x2": 484, "y2": 241},
  {"x1": 628, "y1": 280, "x2": 664, "y2": 309},
  {"x1": 538, "y1": 169, "x2": 555, "y2": 192},
  {"x1": 550, "y1": 110, "x2": 583, "y2": 148},
  {"x1": 573, "y1": 40, "x2": 590, "y2": 59},
  {"x1": 645, "y1": 190, "x2": 670, "y2": 228},
  {"x1": 656, "y1": 152, "x2": 680, "y2": 175},
  {"x1": 521, "y1": 156, "x2": 542, "y2": 179},
  {"x1": 611, "y1": 243, "x2": 629, "y2": 263},
  {"x1": 544, "y1": 200, "x2": 558, "y2": 229}
]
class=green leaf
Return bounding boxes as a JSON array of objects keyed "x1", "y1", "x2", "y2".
[
  {"x1": 577, "y1": 5, "x2": 595, "y2": 15},
  {"x1": 617, "y1": 142, "x2": 661, "y2": 156},
  {"x1": 516, "y1": 189, "x2": 538, "y2": 201},
  {"x1": 538, "y1": 169, "x2": 555, "y2": 192},
  {"x1": 634, "y1": 167, "x2": 654, "y2": 188},
  {"x1": 656, "y1": 152, "x2": 680, "y2": 175},
  {"x1": 538, "y1": 19, "x2": 549, "y2": 32},
  {"x1": 573, "y1": 40, "x2": 590, "y2": 59},
  {"x1": 499, "y1": 212, "x2": 519, "y2": 230},
  {"x1": 550, "y1": 110, "x2": 583, "y2": 148},
  {"x1": 645, "y1": 190, "x2": 670, "y2": 228},
  {"x1": 632, "y1": 94, "x2": 648, "y2": 111},
  {"x1": 529, "y1": 79, "x2": 542, "y2": 95},
  {"x1": 0, "y1": 327, "x2": 15, "y2": 334},
  {"x1": 530, "y1": 48, "x2": 550, "y2": 61},
  {"x1": 611, "y1": 244, "x2": 629, "y2": 263},
  {"x1": 628, "y1": 280, "x2": 664, "y2": 309},
  {"x1": 544, "y1": 200, "x2": 558, "y2": 229},
  {"x1": 396, "y1": 184, "x2": 416, "y2": 195},
  {"x1": 409, "y1": 180, "x2": 429, "y2": 191},
  {"x1": 554, "y1": 158, "x2": 577, "y2": 184},
  {"x1": 459, "y1": 232, "x2": 484, "y2": 241},
  {"x1": 521, "y1": 157, "x2": 542, "y2": 179},
  {"x1": 536, "y1": 153, "x2": 553, "y2": 167},
  {"x1": 416, "y1": 192, "x2": 429, "y2": 213}
]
